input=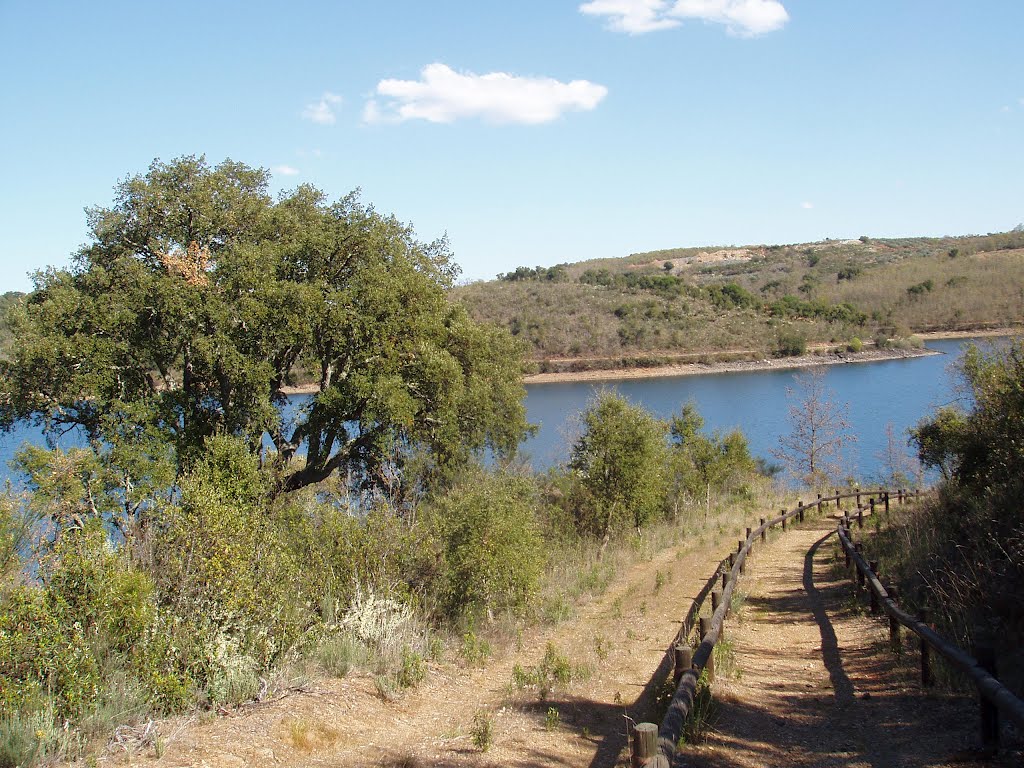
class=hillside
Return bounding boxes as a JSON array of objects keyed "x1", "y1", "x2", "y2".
[{"x1": 453, "y1": 231, "x2": 1024, "y2": 373}]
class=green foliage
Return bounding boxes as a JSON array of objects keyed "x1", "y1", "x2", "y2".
[
  {"x1": 0, "y1": 156, "x2": 529, "y2": 498},
  {"x1": 499, "y1": 264, "x2": 568, "y2": 283},
  {"x1": 668, "y1": 403, "x2": 756, "y2": 509},
  {"x1": 429, "y1": 470, "x2": 544, "y2": 619},
  {"x1": 569, "y1": 392, "x2": 668, "y2": 536},
  {"x1": 544, "y1": 706, "x2": 560, "y2": 730},
  {"x1": 470, "y1": 710, "x2": 493, "y2": 751},
  {"x1": 912, "y1": 339, "x2": 1024, "y2": 489},
  {"x1": 152, "y1": 436, "x2": 305, "y2": 698},
  {"x1": 0, "y1": 586, "x2": 100, "y2": 719},
  {"x1": 775, "y1": 329, "x2": 807, "y2": 357},
  {"x1": 510, "y1": 643, "x2": 584, "y2": 700}
]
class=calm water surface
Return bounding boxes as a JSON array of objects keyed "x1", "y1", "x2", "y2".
[
  {"x1": 520, "y1": 338, "x2": 990, "y2": 481},
  {"x1": 0, "y1": 338, "x2": 999, "y2": 486}
]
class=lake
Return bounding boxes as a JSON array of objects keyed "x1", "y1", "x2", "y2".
[
  {"x1": 519, "y1": 338, "x2": 991, "y2": 482},
  {"x1": 0, "y1": 338, "x2": 997, "y2": 487}
]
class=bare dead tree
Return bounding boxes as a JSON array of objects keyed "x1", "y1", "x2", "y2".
[{"x1": 773, "y1": 367, "x2": 856, "y2": 488}]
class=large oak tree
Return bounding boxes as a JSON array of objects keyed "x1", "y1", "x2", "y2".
[{"x1": 0, "y1": 156, "x2": 529, "y2": 495}]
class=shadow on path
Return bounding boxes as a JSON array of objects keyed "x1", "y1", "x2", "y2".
[{"x1": 803, "y1": 529, "x2": 855, "y2": 706}]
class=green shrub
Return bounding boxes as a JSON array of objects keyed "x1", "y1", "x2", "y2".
[
  {"x1": 775, "y1": 330, "x2": 807, "y2": 357},
  {"x1": 429, "y1": 469, "x2": 544, "y2": 620},
  {"x1": 152, "y1": 436, "x2": 306, "y2": 700},
  {"x1": 0, "y1": 586, "x2": 99, "y2": 720},
  {"x1": 847, "y1": 336, "x2": 863, "y2": 353}
]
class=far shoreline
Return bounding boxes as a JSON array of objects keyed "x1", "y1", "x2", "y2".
[
  {"x1": 279, "y1": 328, "x2": 1018, "y2": 394},
  {"x1": 522, "y1": 328, "x2": 1018, "y2": 386}
]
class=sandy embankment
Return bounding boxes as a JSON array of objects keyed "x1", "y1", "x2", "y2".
[{"x1": 279, "y1": 328, "x2": 1019, "y2": 393}]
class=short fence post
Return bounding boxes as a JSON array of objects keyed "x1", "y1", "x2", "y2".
[
  {"x1": 721, "y1": 569, "x2": 728, "y2": 592},
  {"x1": 746, "y1": 526, "x2": 752, "y2": 546},
  {"x1": 835, "y1": 490, "x2": 841, "y2": 509},
  {"x1": 673, "y1": 644, "x2": 693, "y2": 686},
  {"x1": 974, "y1": 632, "x2": 999, "y2": 748},
  {"x1": 781, "y1": 513, "x2": 787, "y2": 531},
  {"x1": 699, "y1": 616, "x2": 715, "y2": 682},
  {"x1": 855, "y1": 543, "x2": 865, "y2": 587},
  {"x1": 738, "y1": 541, "x2": 745, "y2": 574},
  {"x1": 816, "y1": 493, "x2": 822, "y2": 512},
  {"x1": 843, "y1": 536, "x2": 851, "y2": 567},
  {"x1": 920, "y1": 609, "x2": 932, "y2": 687},
  {"x1": 798, "y1": 500, "x2": 804, "y2": 522},
  {"x1": 631, "y1": 722, "x2": 659, "y2": 767},
  {"x1": 884, "y1": 492, "x2": 890, "y2": 514},
  {"x1": 760, "y1": 518, "x2": 766, "y2": 542},
  {"x1": 870, "y1": 498, "x2": 876, "y2": 521},
  {"x1": 857, "y1": 507, "x2": 863, "y2": 529},
  {"x1": 869, "y1": 561, "x2": 880, "y2": 614},
  {"x1": 856, "y1": 487, "x2": 861, "y2": 506},
  {"x1": 728, "y1": 552, "x2": 735, "y2": 571},
  {"x1": 888, "y1": 585, "x2": 901, "y2": 652}
]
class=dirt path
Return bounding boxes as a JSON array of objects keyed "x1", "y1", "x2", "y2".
[
  {"x1": 95, "y1": 524, "x2": 744, "y2": 768},
  {"x1": 678, "y1": 515, "x2": 1012, "y2": 768}
]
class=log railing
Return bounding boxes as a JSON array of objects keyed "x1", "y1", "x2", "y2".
[
  {"x1": 836, "y1": 516, "x2": 1024, "y2": 748},
  {"x1": 631, "y1": 488, "x2": 1024, "y2": 766},
  {"x1": 632, "y1": 488, "x2": 900, "y2": 767}
]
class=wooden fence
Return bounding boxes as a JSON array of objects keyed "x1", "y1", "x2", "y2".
[
  {"x1": 628, "y1": 487, "x2": 1024, "y2": 767},
  {"x1": 836, "y1": 514, "x2": 1024, "y2": 748}
]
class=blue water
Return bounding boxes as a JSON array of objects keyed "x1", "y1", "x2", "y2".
[
  {"x1": 0, "y1": 338, "x2": 997, "y2": 487},
  {"x1": 519, "y1": 338, "x2": 990, "y2": 482}
]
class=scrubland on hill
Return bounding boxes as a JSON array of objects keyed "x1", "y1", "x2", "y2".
[{"x1": 454, "y1": 231, "x2": 1024, "y2": 372}]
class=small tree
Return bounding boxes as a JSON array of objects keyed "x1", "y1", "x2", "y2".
[
  {"x1": 568, "y1": 391, "x2": 668, "y2": 545},
  {"x1": 773, "y1": 367, "x2": 855, "y2": 488}
]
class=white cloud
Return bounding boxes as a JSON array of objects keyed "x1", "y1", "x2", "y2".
[
  {"x1": 273, "y1": 164, "x2": 300, "y2": 176},
  {"x1": 364, "y1": 63, "x2": 608, "y2": 125},
  {"x1": 801, "y1": 201, "x2": 814, "y2": 209},
  {"x1": 671, "y1": 0, "x2": 789, "y2": 36},
  {"x1": 580, "y1": 0, "x2": 788, "y2": 36},
  {"x1": 579, "y1": 0, "x2": 679, "y2": 34},
  {"x1": 302, "y1": 92, "x2": 342, "y2": 125}
]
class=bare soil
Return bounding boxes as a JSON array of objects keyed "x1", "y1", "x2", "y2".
[
  {"x1": 679, "y1": 515, "x2": 1020, "y2": 768},
  {"x1": 84, "y1": 510, "x2": 1022, "y2": 768},
  {"x1": 91, "y1": 524, "x2": 743, "y2": 768}
]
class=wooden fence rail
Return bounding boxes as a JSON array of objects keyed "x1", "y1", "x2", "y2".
[
  {"x1": 836, "y1": 521, "x2": 1024, "y2": 746},
  {"x1": 634, "y1": 488, "x2": 898, "y2": 767}
]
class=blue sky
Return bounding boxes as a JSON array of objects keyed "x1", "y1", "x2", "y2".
[{"x1": 1, "y1": 1, "x2": 1021, "y2": 291}]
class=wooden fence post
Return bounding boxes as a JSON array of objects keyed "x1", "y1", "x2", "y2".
[
  {"x1": 854, "y1": 543, "x2": 864, "y2": 586},
  {"x1": 781, "y1": 514, "x2": 787, "y2": 531},
  {"x1": 856, "y1": 487, "x2": 861, "y2": 506},
  {"x1": 699, "y1": 617, "x2": 715, "y2": 682},
  {"x1": 835, "y1": 490, "x2": 840, "y2": 509},
  {"x1": 760, "y1": 518, "x2": 766, "y2": 542},
  {"x1": 798, "y1": 500, "x2": 804, "y2": 522},
  {"x1": 857, "y1": 507, "x2": 863, "y2": 529},
  {"x1": 673, "y1": 644, "x2": 692, "y2": 686},
  {"x1": 920, "y1": 609, "x2": 932, "y2": 687},
  {"x1": 721, "y1": 569, "x2": 728, "y2": 592},
  {"x1": 888, "y1": 585, "x2": 901, "y2": 652},
  {"x1": 869, "y1": 561, "x2": 880, "y2": 614},
  {"x1": 884, "y1": 492, "x2": 890, "y2": 514},
  {"x1": 631, "y1": 722, "x2": 658, "y2": 767},
  {"x1": 870, "y1": 498, "x2": 876, "y2": 521},
  {"x1": 843, "y1": 537, "x2": 851, "y2": 567},
  {"x1": 738, "y1": 541, "x2": 745, "y2": 574},
  {"x1": 974, "y1": 632, "x2": 999, "y2": 748}
]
